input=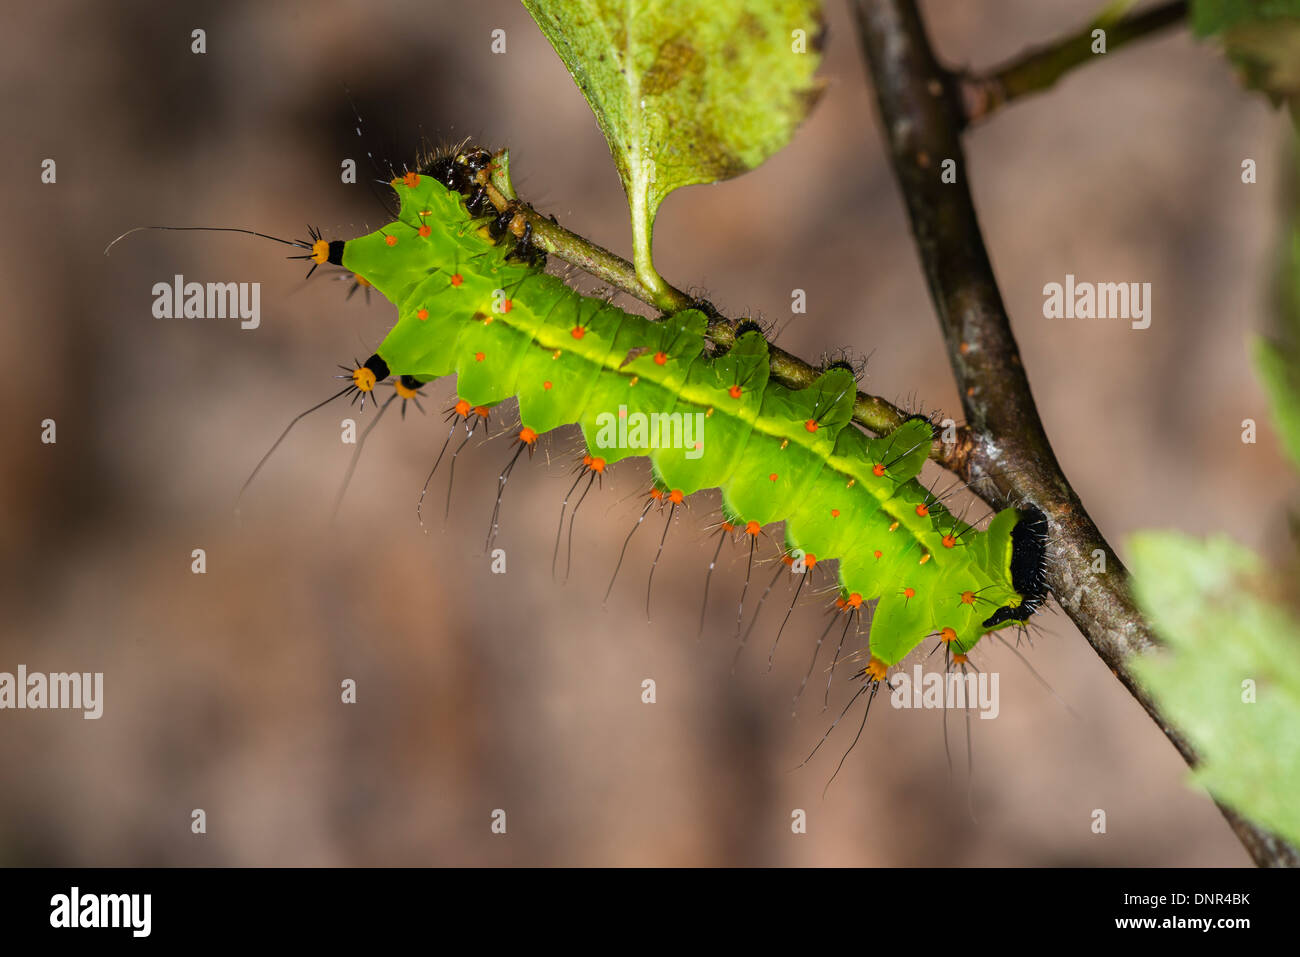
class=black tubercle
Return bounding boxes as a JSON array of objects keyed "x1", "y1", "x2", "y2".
[
  {"x1": 734, "y1": 320, "x2": 765, "y2": 338},
  {"x1": 824, "y1": 359, "x2": 856, "y2": 374},
  {"x1": 399, "y1": 374, "x2": 423, "y2": 390},
  {"x1": 981, "y1": 505, "x2": 1050, "y2": 628},
  {"x1": 327, "y1": 240, "x2": 346, "y2": 266},
  {"x1": 363, "y1": 354, "x2": 390, "y2": 381}
]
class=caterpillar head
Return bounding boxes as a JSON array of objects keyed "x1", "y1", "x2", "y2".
[
  {"x1": 980, "y1": 505, "x2": 1049, "y2": 628},
  {"x1": 421, "y1": 145, "x2": 495, "y2": 195}
]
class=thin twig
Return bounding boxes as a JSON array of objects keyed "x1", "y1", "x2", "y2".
[
  {"x1": 486, "y1": 152, "x2": 970, "y2": 462},
  {"x1": 851, "y1": 0, "x2": 1298, "y2": 867},
  {"x1": 960, "y1": 1, "x2": 1188, "y2": 127}
]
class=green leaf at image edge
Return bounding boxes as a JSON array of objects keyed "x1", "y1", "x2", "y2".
[
  {"x1": 1191, "y1": 0, "x2": 1300, "y2": 119},
  {"x1": 1129, "y1": 532, "x2": 1300, "y2": 848},
  {"x1": 522, "y1": 0, "x2": 825, "y2": 304},
  {"x1": 1253, "y1": 335, "x2": 1300, "y2": 471}
]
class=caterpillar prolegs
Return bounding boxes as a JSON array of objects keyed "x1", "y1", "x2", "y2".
[{"x1": 301, "y1": 145, "x2": 1050, "y2": 673}]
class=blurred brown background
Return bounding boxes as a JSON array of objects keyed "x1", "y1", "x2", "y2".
[{"x1": 0, "y1": 0, "x2": 1292, "y2": 865}]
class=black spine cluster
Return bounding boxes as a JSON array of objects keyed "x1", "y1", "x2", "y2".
[{"x1": 981, "y1": 505, "x2": 1050, "y2": 627}]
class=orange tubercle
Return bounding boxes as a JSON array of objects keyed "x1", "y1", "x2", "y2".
[
  {"x1": 805, "y1": 419, "x2": 818, "y2": 433},
  {"x1": 903, "y1": 587, "x2": 916, "y2": 599},
  {"x1": 352, "y1": 368, "x2": 377, "y2": 392},
  {"x1": 384, "y1": 235, "x2": 397, "y2": 247},
  {"x1": 311, "y1": 240, "x2": 330, "y2": 265},
  {"x1": 418, "y1": 224, "x2": 431, "y2": 238},
  {"x1": 728, "y1": 385, "x2": 742, "y2": 399},
  {"x1": 450, "y1": 274, "x2": 463, "y2": 287},
  {"x1": 939, "y1": 627, "x2": 958, "y2": 644},
  {"x1": 872, "y1": 463, "x2": 886, "y2": 477},
  {"x1": 454, "y1": 399, "x2": 472, "y2": 417},
  {"x1": 942, "y1": 534, "x2": 957, "y2": 548},
  {"x1": 588, "y1": 456, "x2": 606, "y2": 474},
  {"x1": 847, "y1": 592, "x2": 863, "y2": 609},
  {"x1": 417, "y1": 308, "x2": 429, "y2": 321},
  {"x1": 653, "y1": 351, "x2": 667, "y2": 365},
  {"x1": 403, "y1": 171, "x2": 420, "y2": 188},
  {"x1": 916, "y1": 503, "x2": 930, "y2": 517},
  {"x1": 571, "y1": 326, "x2": 586, "y2": 339},
  {"x1": 668, "y1": 489, "x2": 684, "y2": 504},
  {"x1": 960, "y1": 590, "x2": 975, "y2": 605},
  {"x1": 745, "y1": 520, "x2": 761, "y2": 536},
  {"x1": 864, "y1": 657, "x2": 889, "y2": 682},
  {"x1": 394, "y1": 378, "x2": 420, "y2": 400},
  {"x1": 518, "y1": 427, "x2": 538, "y2": 445}
]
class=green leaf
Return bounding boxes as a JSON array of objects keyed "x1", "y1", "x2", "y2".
[
  {"x1": 1253, "y1": 336, "x2": 1300, "y2": 470},
  {"x1": 522, "y1": 0, "x2": 825, "y2": 305},
  {"x1": 1252, "y1": 133, "x2": 1300, "y2": 471},
  {"x1": 1192, "y1": 0, "x2": 1300, "y2": 36},
  {"x1": 1129, "y1": 532, "x2": 1300, "y2": 848},
  {"x1": 1191, "y1": 0, "x2": 1300, "y2": 119}
]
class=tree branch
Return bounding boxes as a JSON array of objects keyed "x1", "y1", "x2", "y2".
[
  {"x1": 852, "y1": 0, "x2": 1298, "y2": 867},
  {"x1": 959, "y1": 1, "x2": 1188, "y2": 127}
]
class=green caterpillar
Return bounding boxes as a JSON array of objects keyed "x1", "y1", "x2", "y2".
[{"x1": 302, "y1": 145, "x2": 1048, "y2": 677}]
